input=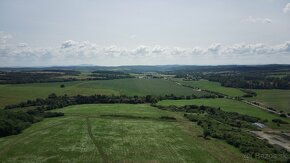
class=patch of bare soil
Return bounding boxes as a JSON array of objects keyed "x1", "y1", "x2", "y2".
[{"x1": 251, "y1": 131, "x2": 290, "y2": 152}]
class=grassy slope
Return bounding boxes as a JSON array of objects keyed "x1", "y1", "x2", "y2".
[
  {"x1": 174, "y1": 79, "x2": 245, "y2": 97},
  {"x1": 0, "y1": 78, "x2": 204, "y2": 109},
  {"x1": 158, "y1": 99, "x2": 290, "y2": 124},
  {"x1": 248, "y1": 89, "x2": 290, "y2": 113},
  {"x1": 0, "y1": 117, "x2": 100, "y2": 162},
  {"x1": 0, "y1": 104, "x2": 257, "y2": 163}
]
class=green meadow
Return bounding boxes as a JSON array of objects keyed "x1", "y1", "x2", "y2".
[
  {"x1": 248, "y1": 89, "x2": 290, "y2": 113},
  {"x1": 173, "y1": 79, "x2": 245, "y2": 97},
  {"x1": 0, "y1": 104, "x2": 257, "y2": 163},
  {"x1": 0, "y1": 78, "x2": 208, "y2": 109}
]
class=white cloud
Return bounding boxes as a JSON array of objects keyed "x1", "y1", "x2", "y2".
[
  {"x1": 61, "y1": 40, "x2": 78, "y2": 48},
  {"x1": 243, "y1": 16, "x2": 272, "y2": 24},
  {"x1": 207, "y1": 44, "x2": 222, "y2": 54},
  {"x1": 283, "y1": 3, "x2": 290, "y2": 13},
  {"x1": 133, "y1": 45, "x2": 150, "y2": 56},
  {"x1": 1, "y1": 35, "x2": 290, "y2": 66}
]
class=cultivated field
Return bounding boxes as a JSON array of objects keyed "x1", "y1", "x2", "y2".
[
  {"x1": 173, "y1": 79, "x2": 245, "y2": 97},
  {"x1": 247, "y1": 89, "x2": 290, "y2": 113},
  {"x1": 0, "y1": 104, "x2": 257, "y2": 162},
  {"x1": 0, "y1": 78, "x2": 208, "y2": 109}
]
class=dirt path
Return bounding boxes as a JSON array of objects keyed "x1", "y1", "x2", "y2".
[
  {"x1": 86, "y1": 117, "x2": 109, "y2": 163},
  {"x1": 242, "y1": 99, "x2": 290, "y2": 118},
  {"x1": 251, "y1": 131, "x2": 290, "y2": 152}
]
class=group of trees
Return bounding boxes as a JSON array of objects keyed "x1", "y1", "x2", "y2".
[
  {"x1": 0, "y1": 109, "x2": 63, "y2": 137},
  {"x1": 4, "y1": 93, "x2": 222, "y2": 111},
  {"x1": 185, "y1": 113, "x2": 289, "y2": 162},
  {"x1": 174, "y1": 70, "x2": 290, "y2": 89},
  {"x1": 0, "y1": 70, "x2": 80, "y2": 84},
  {"x1": 4, "y1": 94, "x2": 159, "y2": 111},
  {"x1": 154, "y1": 104, "x2": 289, "y2": 162},
  {"x1": 90, "y1": 71, "x2": 133, "y2": 80},
  {"x1": 0, "y1": 70, "x2": 136, "y2": 84},
  {"x1": 202, "y1": 73, "x2": 290, "y2": 89},
  {"x1": 0, "y1": 110, "x2": 37, "y2": 137},
  {"x1": 240, "y1": 89, "x2": 257, "y2": 97}
]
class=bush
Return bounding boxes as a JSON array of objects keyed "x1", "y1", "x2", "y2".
[
  {"x1": 160, "y1": 116, "x2": 176, "y2": 121},
  {"x1": 280, "y1": 114, "x2": 287, "y2": 118},
  {"x1": 272, "y1": 118, "x2": 288, "y2": 124},
  {"x1": 43, "y1": 112, "x2": 64, "y2": 118},
  {"x1": 0, "y1": 110, "x2": 36, "y2": 137}
]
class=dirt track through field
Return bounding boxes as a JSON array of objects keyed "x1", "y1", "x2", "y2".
[{"x1": 86, "y1": 117, "x2": 109, "y2": 163}]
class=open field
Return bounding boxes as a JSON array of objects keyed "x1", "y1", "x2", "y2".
[
  {"x1": 173, "y1": 79, "x2": 245, "y2": 97},
  {"x1": 0, "y1": 104, "x2": 257, "y2": 162},
  {"x1": 247, "y1": 89, "x2": 290, "y2": 113},
  {"x1": 157, "y1": 99, "x2": 290, "y2": 126},
  {"x1": 0, "y1": 78, "x2": 208, "y2": 109}
]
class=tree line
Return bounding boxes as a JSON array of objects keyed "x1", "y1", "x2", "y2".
[
  {"x1": 4, "y1": 93, "x2": 221, "y2": 111},
  {"x1": 90, "y1": 70, "x2": 134, "y2": 80},
  {"x1": 0, "y1": 70, "x2": 80, "y2": 84},
  {"x1": 174, "y1": 72, "x2": 290, "y2": 89}
]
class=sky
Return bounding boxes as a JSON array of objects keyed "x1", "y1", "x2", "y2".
[{"x1": 0, "y1": 0, "x2": 290, "y2": 67}]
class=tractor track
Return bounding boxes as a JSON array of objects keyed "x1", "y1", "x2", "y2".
[{"x1": 86, "y1": 117, "x2": 109, "y2": 163}]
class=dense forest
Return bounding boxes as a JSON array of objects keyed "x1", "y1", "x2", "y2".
[
  {"x1": 203, "y1": 73, "x2": 290, "y2": 89},
  {"x1": 175, "y1": 72, "x2": 290, "y2": 89},
  {"x1": 0, "y1": 70, "x2": 80, "y2": 84}
]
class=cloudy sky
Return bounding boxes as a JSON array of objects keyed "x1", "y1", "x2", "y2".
[{"x1": 0, "y1": 0, "x2": 290, "y2": 67}]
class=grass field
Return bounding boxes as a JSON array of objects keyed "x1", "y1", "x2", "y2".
[
  {"x1": 0, "y1": 104, "x2": 257, "y2": 162},
  {"x1": 158, "y1": 99, "x2": 290, "y2": 125},
  {"x1": 173, "y1": 79, "x2": 245, "y2": 97},
  {"x1": 247, "y1": 89, "x2": 290, "y2": 113},
  {"x1": 0, "y1": 78, "x2": 208, "y2": 109}
]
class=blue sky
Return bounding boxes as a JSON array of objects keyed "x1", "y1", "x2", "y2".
[{"x1": 0, "y1": 0, "x2": 290, "y2": 66}]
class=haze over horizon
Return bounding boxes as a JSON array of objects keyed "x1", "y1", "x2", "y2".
[{"x1": 1, "y1": 0, "x2": 290, "y2": 66}]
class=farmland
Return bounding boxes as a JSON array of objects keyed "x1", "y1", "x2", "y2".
[
  {"x1": 0, "y1": 104, "x2": 256, "y2": 162},
  {"x1": 0, "y1": 65, "x2": 289, "y2": 162},
  {"x1": 0, "y1": 78, "x2": 208, "y2": 109},
  {"x1": 247, "y1": 89, "x2": 290, "y2": 113},
  {"x1": 173, "y1": 79, "x2": 245, "y2": 97}
]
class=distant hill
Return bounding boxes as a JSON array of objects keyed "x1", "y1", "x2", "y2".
[{"x1": 1, "y1": 64, "x2": 290, "y2": 73}]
